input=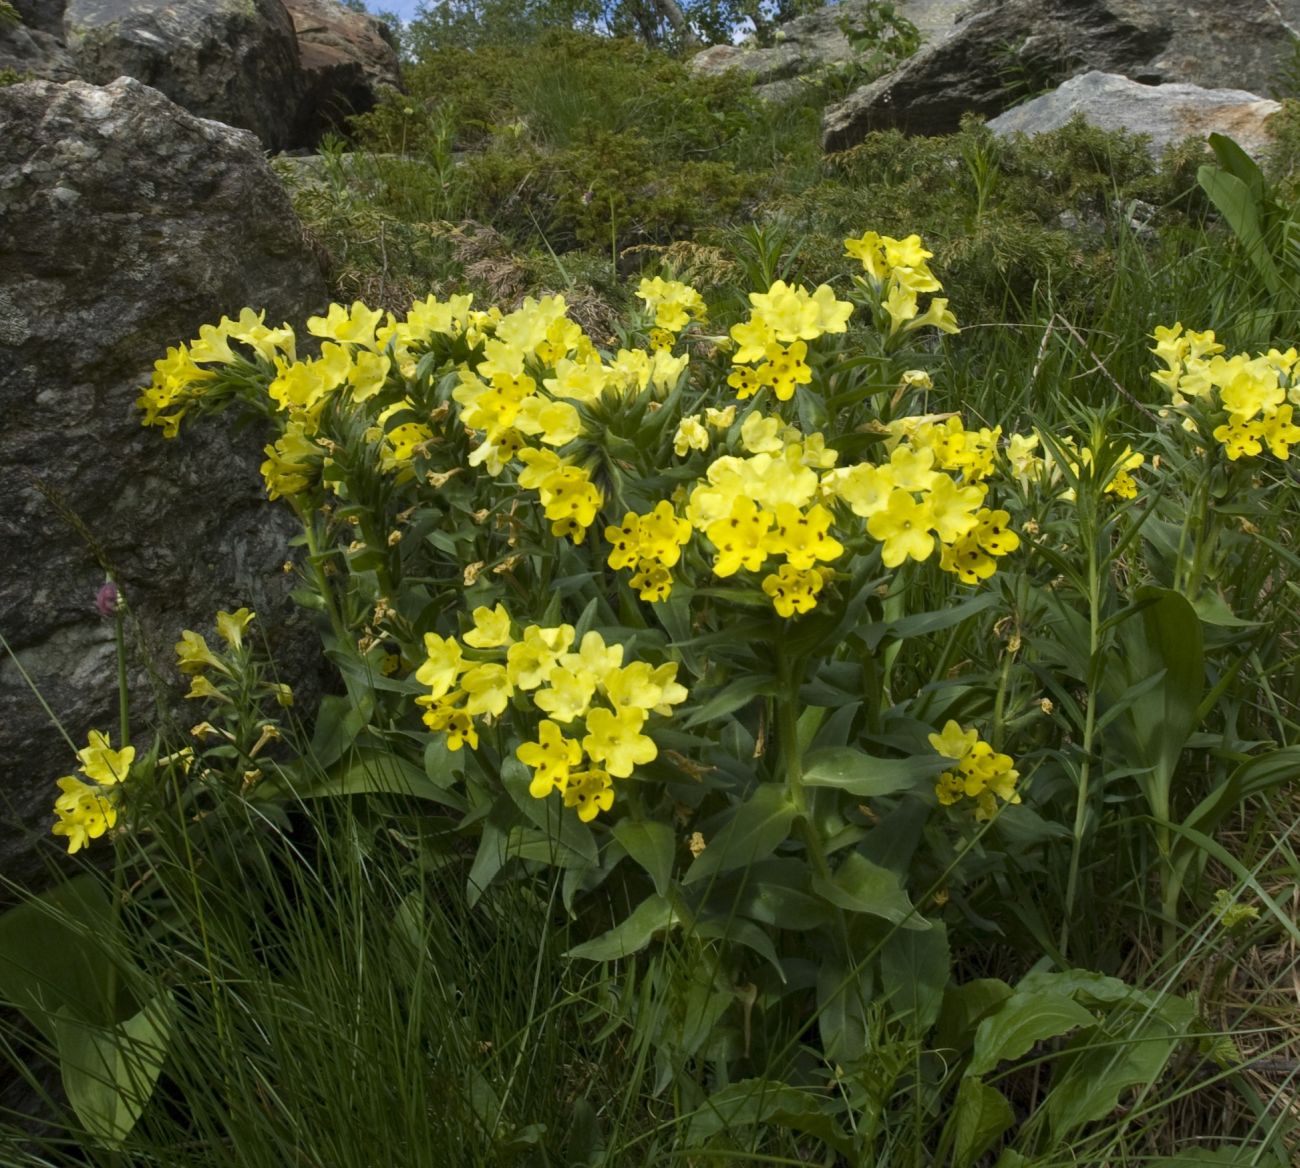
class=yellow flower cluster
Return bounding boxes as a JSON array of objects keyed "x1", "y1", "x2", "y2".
[
  {"x1": 136, "y1": 308, "x2": 295, "y2": 438},
  {"x1": 415, "y1": 606, "x2": 688, "y2": 820},
  {"x1": 605, "y1": 501, "x2": 693, "y2": 601},
  {"x1": 1152, "y1": 324, "x2": 1300, "y2": 461},
  {"x1": 928, "y1": 720, "x2": 1020, "y2": 820},
  {"x1": 51, "y1": 731, "x2": 134, "y2": 853},
  {"x1": 843, "y1": 231, "x2": 959, "y2": 336},
  {"x1": 726, "y1": 279, "x2": 854, "y2": 402},
  {"x1": 637, "y1": 276, "x2": 707, "y2": 333},
  {"x1": 603, "y1": 409, "x2": 1022, "y2": 613}
]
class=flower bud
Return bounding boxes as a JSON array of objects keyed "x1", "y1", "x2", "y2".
[{"x1": 95, "y1": 581, "x2": 119, "y2": 618}]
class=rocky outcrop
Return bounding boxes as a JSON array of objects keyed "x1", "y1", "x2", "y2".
[
  {"x1": 690, "y1": 0, "x2": 964, "y2": 102},
  {"x1": 823, "y1": 0, "x2": 1300, "y2": 150},
  {"x1": 63, "y1": 0, "x2": 304, "y2": 152},
  {"x1": 0, "y1": 77, "x2": 327, "y2": 886},
  {"x1": 285, "y1": 0, "x2": 402, "y2": 146},
  {"x1": 0, "y1": 0, "x2": 76, "y2": 79},
  {"x1": 0, "y1": 0, "x2": 402, "y2": 149},
  {"x1": 988, "y1": 71, "x2": 1281, "y2": 161}
]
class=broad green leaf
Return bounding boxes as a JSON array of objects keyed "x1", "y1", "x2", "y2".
[
  {"x1": 466, "y1": 812, "x2": 513, "y2": 908},
  {"x1": 694, "y1": 917, "x2": 786, "y2": 982},
  {"x1": 685, "y1": 1079, "x2": 852, "y2": 1155},
  {"x1": 506, "y1": 826, "x2": 597, "y2": 870},
  {"x1": 0, "y1": 877, "x2": 123, "y2": 1039},
  {"x1": 936, "y1": 978, "x2": 1014, "y2": 1057},
  {"x1": 308, "y1": 693, "x2": 374, "y2": 769},
  {"x1": 802, "y1": 747, "x2": 945, "y2": 797},
  {"x1": 1046, "y1": 1003, "x2": 1193, "y2": 1139},
  {"x1": 55, "y1": 990, "x2": 174, "y2": 1144},
  {"x1": 880, "y1": 922, "x2": 948, "y2": 1029},
  {"x1": 501, "y1": 757, "x2": 598, "y2": 865},
  {"x1": 812, "y1": 851, "x2": 929, "y2": 929},
  {"x1": 951, "y1": 1076, "x2": 1014, "y2": 1168},
  {"x1": 1197, "y1": 165, "x2": 1282, "y2": 294},
  {"x1": 683, "y1": 785, "x2": 796, "y2": 886},
  {"x1": 861, "y1": 591, "x2": 1001, "y2": 650},
  {"x1": 817, "y1": 958, "x2": 872, "y2": 1066},
  {"x1": 682, "y1": 674, "x2": 779, "y2": 728},
  {"x1": 297, "y1": 747, "x2": 461, "y2": 805},
  {"x1": 733, "y1": 866, "x2": 832, "y2": 932},
  {"x1": 612, "y1": 819, "x2": 677, "y2": 897},
  {"x1": 968, "y1": 992, "x2": 1097, "y2": 1077},
  {"x1": 566, "y1": 894, "x2": 681, "y2": 961}
]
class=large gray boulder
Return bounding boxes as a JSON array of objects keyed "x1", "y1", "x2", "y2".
[
  {"x1": 988, "y1": 71, "x2": 1281, "y2": 161},
  {"x1": 0, "y1": 0, "x2": 402, "y2": 149},
  {"x1": 0, "y1": 0, "x2": 76, "y2": 79},
  {"x1": 823, "y1": 0, "x2": 1300, "y2": 150},
  {"x1": 0, "y1": 77, "x2": 327, "y2": 885},
  {"x1": 690, "y1": 0, "x2": 965, "y2": 102},
  {"x1": 63, "y1": 0, "x2": 304, "y2": 152}
]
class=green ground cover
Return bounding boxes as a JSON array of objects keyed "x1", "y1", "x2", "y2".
[{"x1": 4, "y1": 21, "x2": 1300, "y2": 1166}]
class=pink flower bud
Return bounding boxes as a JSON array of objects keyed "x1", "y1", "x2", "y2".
[{"x1": 95, "y1": 582, "x2": 119, "y2": 619}]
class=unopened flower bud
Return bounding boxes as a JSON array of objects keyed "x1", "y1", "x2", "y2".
[{"x1": 95, "y1": 582, "x2": 119, "y2": 618}]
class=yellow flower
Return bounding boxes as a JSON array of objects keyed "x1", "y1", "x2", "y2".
[
  {"x1": 463, "y1": 604, "x2": 514, "y2": 649},
  {"x1": 761, "y1": 564, "x2": 825, "y2": 617},
  {"x1": 51, "y1": 777, "x2": 119, "y2": 854},
  {"x1": 867, "y1": 489, "x2": 936, "y2": 568},
  {"x1": 175, "y1": 630, "x2": 224, "y2": 675},
  {"x1": 215, "y1": 607, "x2": 256, "y2": 651},
  {"x1": 75, "y1": 731, "x2": 134, "y2": 786},
  {"x1": 518, "y1": 720, "x2": 584, "y2": 798},
  {"x1": 416, "y1": 633, "x2": 466, "y2": 700},
  {"x1": 582, "y1": 706, "x2": 657, "y2": 778},
  {"x1": 563, "y1": 768, "x2": 614, "y2": 821}
]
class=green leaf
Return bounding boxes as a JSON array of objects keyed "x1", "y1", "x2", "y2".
[
  {"x1": 612, "y1": 819, "x2": 677, "y2": 897},
  {"x1": 812, "y1": 851, "x2": 929, "y2": 929},
  {"x1": 802, "y1": 747, "x2": 945, "y2": 797},
  {"x1": 501, "y1": 756, "x2": 598, "y2": 865},
  {"x1": 566, "y1": 894, "x2": 681, "y2": 961},
  {"x1": 1046, "y1": 1002, "x2": 1193, "y2": 1139},
  {"x1": 817, "y1": 958, "x2": 872, "y2": 1066},
  {"x1": 467, "y1": 811, "x2": 513, "y2": 908},
  {"x1": 880, "y1": 921, "x2": 948, "y2": 1029},
  {"x1": 732, "y1": 862, "x2": 832, "y2": 932},
  {"x1": 861, "y1": 591, "x2": 1001, "y2": 650},
  {"x1": 951, "y1": 1076, "x2": 1014, "y2": 1168},
  {"x1": 683, "y1": 785, "x2": 796, "y2": 886},
  {"x1": 309, "y1": 693, "x2": 374, "y2": 769},
  {"x1": 682, "y1": 674, "x2": 779, "y2": 728},
  {"x1": 1197, "y1": 164, "x2": 1282, "y2": 294},
  {"x1": 936, "y1": 978, "x2": 1014, "y2": 1057},
  {"x1": 694, "y1": 917, "x2": 786, "y2": 982},
  {"x1": 55, "y1": 990, "x2": 174, "y2": 1144},
  {"x1": 968, "y1": 992, "x2": 1097, "y2": 1077},
  {"x1": 685, "y1": 1078, "x2": 852, "y2": 1155},
  {"x1": 298, "y1": 747, "x2": 462, "y2": 805},
  {"x1": 0, "y1": 877, "x2": 123, "y2": 1040}
]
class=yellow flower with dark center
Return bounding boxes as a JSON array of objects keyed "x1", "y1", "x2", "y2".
[
  {"x1": 563, "y1": 769, "x2": 614, "y2": 822},
  {"x1": 761, "y1": 564, "x2": 825, "y2": 617},
  {"x1": 51, "y1": 777, "x2": 119, "y2": 854},
  {"x1": 764, "y1": 503, "x2": 843, "y2": 570},
  {"x1": 518, "y1": 720, "x2": 584, "y2": 798},
  {"x1": 706, "y1": 498, "x2": 773, "y2": 577},
  {"x1": 757, "y1": 340, "x2": 813, "y2": 402}
]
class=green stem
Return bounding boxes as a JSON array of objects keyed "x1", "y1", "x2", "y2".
[
  {"x1": 1060, "y1": 519, "x2": 1101, "y2": 959},
  {"x1": 114, "y1": 594, "x2": 130, "y2": 749}
]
